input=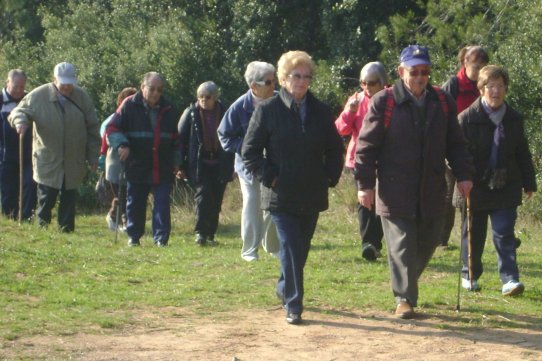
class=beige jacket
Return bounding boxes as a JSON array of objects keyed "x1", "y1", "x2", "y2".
[{"x1": 9, "y1": 83, "x2": 100, "y2": 190}]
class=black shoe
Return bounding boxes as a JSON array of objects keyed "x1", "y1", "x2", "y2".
[
  {"x1": 155, "y1": 241, "x2": 168, "y2": 247},
  {"x1": 362, "y1": 244, "x2": 380, "y2": 261},
  {"x1": 286, "y1": 312, "x2": 302, "y2": 325},
  {"x1": 195, "y1": 233, "x2": 206, "y2": 246},
  {"x1": 128, "y1": 238, "x2": 140, "y2": 247},
  {"x1": 206, "y1": 236, "x2": 219, "y2": 247}
]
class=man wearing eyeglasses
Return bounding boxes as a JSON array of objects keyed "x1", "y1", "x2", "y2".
[{"x1": 355, "y1": 45, "x2": 474, "y2": 319}]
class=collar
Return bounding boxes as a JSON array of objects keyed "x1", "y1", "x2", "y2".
[{"x1": 279, "y1": 87, "x2": 308, "y2": 109}]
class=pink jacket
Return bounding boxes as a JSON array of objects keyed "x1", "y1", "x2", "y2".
[{"x1": 335, "y1": 91, "x2": 371, "y2": 168}]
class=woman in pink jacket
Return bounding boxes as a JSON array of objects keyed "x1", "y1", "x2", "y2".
[{"x1": 335, "y1": 61, "x2": 388, "y2": 261}]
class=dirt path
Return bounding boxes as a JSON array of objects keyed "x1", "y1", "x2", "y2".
[{"x1": 3, "y1": 307, "x2": 541, "y2": 360}]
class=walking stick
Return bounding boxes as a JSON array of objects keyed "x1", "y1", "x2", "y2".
[
  {"x1": 18, "y1": 133, "x2": 24, "y2": 224},
  {"x1": 466, "y1": 195, "x2": 474, "y2": 290},
  {"x1": 114, "y1": 162, "x2": 125, "y2": 244},
  {"x1": 456, "y1": 195, "x2": 473, "y2": 311}
]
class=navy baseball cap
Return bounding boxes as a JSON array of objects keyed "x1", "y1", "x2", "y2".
[{"x1": 400, "y1": 45, "x2": 432, "y2": 67}]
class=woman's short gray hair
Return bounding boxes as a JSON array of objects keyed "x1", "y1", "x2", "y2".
[
  {"x1": 360, "y1": 61, "x2": 388, "y2": 85},
  {"x1": 244, "y1": 61, "x2": 276, "y2": 87},
  {"x1": 197, "y1": 81, "x2": 219, "y2": 97}
]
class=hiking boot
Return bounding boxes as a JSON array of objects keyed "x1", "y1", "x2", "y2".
[
  {"x1": 286, "y1": 312, "x2": 302, "y2": 325},
  {"x1": 395, "y1": 300, "x2": 415, "y2": 319},
  {"x1": 362, "y1": 244, "x2": 381, "y2": 261},
  {"x1": 502, "y1": 280, "x2": 524, "y2": 296}
]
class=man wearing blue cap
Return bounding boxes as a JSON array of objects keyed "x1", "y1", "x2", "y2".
[{"x1": 355, "y1": 45, "x2": 474, "y2": 318}]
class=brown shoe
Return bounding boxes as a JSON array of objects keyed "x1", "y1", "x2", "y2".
[{"x1": 395, "y1": 301, "x2": 415, "y2": 319}]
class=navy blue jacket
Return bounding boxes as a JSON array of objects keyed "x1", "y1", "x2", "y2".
[
  {"x1": 107, "y1": 92, "x2": 181, "y2": 184},
  {"x1": 1, "y1": 88, "x2": 31, "y2": 164}
]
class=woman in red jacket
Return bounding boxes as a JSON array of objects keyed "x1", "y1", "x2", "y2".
[
  {"x1": 335, "y1": 62, "x2": 388, "y2": 261},
  {"x1": 440, "y1": 46, "x2": 489, "y2": 247}
]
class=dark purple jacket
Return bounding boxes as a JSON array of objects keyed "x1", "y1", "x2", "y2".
[{"x1": 355, "y1": 80, "x2": 473, "y2": 220}]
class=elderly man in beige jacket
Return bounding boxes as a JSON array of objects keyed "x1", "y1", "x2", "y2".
[{"x1": 9, "y1": 62, "x2": 100, "y2": 232}]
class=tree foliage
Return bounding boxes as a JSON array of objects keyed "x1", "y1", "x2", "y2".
[{"x1": 1, "y1": 1, "x2": 541, "y2": 200}]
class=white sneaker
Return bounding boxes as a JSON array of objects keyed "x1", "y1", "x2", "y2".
[
  {"x1": 105, "y1": 214, "x2": 117, "y2": 231},
  {"x1": 502, "y1": 280, "x2": 524, "y2": 296},
  {"x1": 461, "y1": 278, "x2": 480, "y2": 291},
  {"x1": 242, "y1": 254, "x2": 258, "y2": 262}
]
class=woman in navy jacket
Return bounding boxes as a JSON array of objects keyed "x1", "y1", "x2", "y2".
[{"x1": 242, "y1": 51, "x2": 344, "y2": 325}]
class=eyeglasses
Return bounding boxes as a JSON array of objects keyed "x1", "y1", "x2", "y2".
[
  {"x1": 198, "y1": 94, "x2": 212, "y2": 100},
  {"x1": 362, "y1": 80, "x2": 380, "y2": 87},
  {"x1": 407, "y1": 69, "x2": 431, "y2": 77},
  {"x1": 484, "y1": 84, "x2": 506, "y2": 92},
  {"x1": 255, "y1": 79, "x2": 275, "y2": 86},
  {"x1": 288, "y1": 73, "x2": 313, "y2": 82}
]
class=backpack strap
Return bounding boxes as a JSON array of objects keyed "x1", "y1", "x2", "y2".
[
  {"x1": 384, "y1": 87, "x2": 395, "y2": 129},
  {"x1": 432, "y1": 85, "x2": 449, "y2": 118}
]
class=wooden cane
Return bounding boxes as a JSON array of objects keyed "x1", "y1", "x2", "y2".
[
  {"x1": 466, "y1": 195, "x2": 474, "y2": 290},
  {"x1": 18, "y1": 132, "x2": 24, "y2": 224}
]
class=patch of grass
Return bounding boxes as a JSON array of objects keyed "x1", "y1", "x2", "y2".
[{"x1": 1, "y1": 175, "x2": 541, "y2": 341}]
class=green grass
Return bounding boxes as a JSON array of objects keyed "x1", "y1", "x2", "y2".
[{"x1": 1, "y1": 176, "x2": 541, "y2": 342}]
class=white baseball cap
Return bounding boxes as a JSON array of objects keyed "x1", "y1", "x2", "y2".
[{"x1": 54, "y1": 62, "x2": 77, "y2": 85}]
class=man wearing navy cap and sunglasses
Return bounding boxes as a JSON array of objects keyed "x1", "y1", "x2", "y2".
[{"x1": 355, "y1": 45, "x2": 474, "y2": 319}]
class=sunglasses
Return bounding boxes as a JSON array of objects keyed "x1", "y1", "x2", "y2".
[
  {"x1": 198, "y1": 94, "x2": 212, "y2": 100},
  {"x1": 289, "y1": 73, "x2": 313, "y2": 82},
  {"x1": 407, "y1": 69, "x2": 431, "y2": 77},
  {"x1": 255, "y1": 79, "x2": 275, "y2": 86},
  {"x1": 362, "y1": 80, "x2": 380, "y2": 87}
]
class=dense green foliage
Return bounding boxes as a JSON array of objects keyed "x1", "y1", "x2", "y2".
[{"x1": 1, "y1": 0, "x2": 541, "y2": 217}]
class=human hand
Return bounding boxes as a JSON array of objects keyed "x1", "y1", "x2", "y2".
[
  {"x1": 16, "y1": 123, "x2": 28, "y2": 135},
  {"x1": 457, "y1": 180, "x2": 473, "y2": 198},
  {"x1": 348, "y1": 93, "x2": 360, "y2": 113},
  {"x1": 176, "y1": 169, "x2": 186, "y2": 180},
  {"x1": 118, "y1": 146, "x2": 130, "y2": 161},
  {"x1": 357, "y1": 189, "x2": 375, "y2": 210}
]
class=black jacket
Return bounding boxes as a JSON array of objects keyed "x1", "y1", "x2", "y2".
[
  {"x1": 457, "y1": 98, "x2": 536, "y2": 210},
  {"x1": 178, "y1": 102, "x2": 234, "y2": 185},
  {"x1": 242, "y1": 88, "x2": 344, "y2": 214},
  {"x1": 107, "y1": 92, "x2": 181, "y2": 184}
]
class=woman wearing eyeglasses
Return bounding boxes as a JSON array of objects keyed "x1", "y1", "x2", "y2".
[
  {"x1": 178, "y1": 81, "x2": 234, "y2": 246},
  {"x1": 457, "y1": 65, "x2": 536, "y2": 296},
  {"x1": 217, "y1": 61, "x2": 280, "y2": 262},
  {"x1": 242, "y1": 50, "x2": 344, "y2": 325},
  {"x1": 439, "y1": 46, "x2": 489, "y2": 247},
  {"x1": 335, "y1": 61, "x2": 388, "y2": 261}
]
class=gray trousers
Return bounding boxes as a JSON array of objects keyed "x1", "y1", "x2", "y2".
[{"x1": 381, "y1": 215, "x2": 443, "y2": 307}]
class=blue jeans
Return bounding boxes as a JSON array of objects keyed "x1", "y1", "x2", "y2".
[
  {"x1": 126, "y1": 182, "x2": 172, "y2": 244},
  {"x1": 271, "y1": 211, "x2": 319, "y2": 315},
  {"x1": 461, "y1": 207, "x2": 519, "y2": 283}
]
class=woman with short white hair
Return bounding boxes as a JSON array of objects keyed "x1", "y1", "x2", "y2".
[{"x1": 218, "y1": 61, "x2": 279, "y2": 261}]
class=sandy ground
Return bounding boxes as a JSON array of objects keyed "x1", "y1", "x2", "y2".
[{"x1": 2, "y1": 305, "x2": 541, "y2": 361}]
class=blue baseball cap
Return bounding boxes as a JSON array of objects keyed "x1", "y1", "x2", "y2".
[{"x1": 400, "y1": 45, "x2": 432, "y2": 67}]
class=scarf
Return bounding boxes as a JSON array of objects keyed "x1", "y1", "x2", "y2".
[
  {"x1": 455, "y1": 67, "x2": 479, "y2": 113},
  {"x1": 481, "y1": 98, "x2": 507, "y2": 189}
]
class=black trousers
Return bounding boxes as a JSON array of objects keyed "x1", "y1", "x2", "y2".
[
  {"x1": 37, "y1": 182, "x2": 78, "y2": 232},
  {"x1": 193, "y1": 162, "x2": 227, "y2": 238},
  {"x1": 352, "y1": 174, "x2": 383, "y2": 250}
]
